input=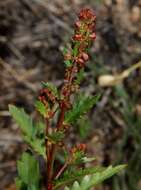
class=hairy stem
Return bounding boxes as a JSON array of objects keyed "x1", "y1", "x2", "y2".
[{"x1": 55, "y1": 162, "x2": 68, "y2": 179}]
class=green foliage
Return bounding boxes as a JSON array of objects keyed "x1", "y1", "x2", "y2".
[
  {"x1": 54, "y1": 166, "x2": 104, "y2": 189},
  {"x1": 75, "y1": 69, "x2": 85, "y2": 85},
  {"x1": 72, "y1": 151, "x2": 85, "y2": 165},
  {"x1": 72, "y1": 43, "x2": 79, "y2": 57},
  {"x1": 35, "y1": 100, "x2": 48, "y2": 117},
  {"x1": 9, "y1": 105, "x2": 34, "y2": 138},
  {"x1": 64, "y1": 60, "x2": 73, "y2": 67},
  {"x1": 54, "y1": 165, "x2": 126, "y2": 190},
  {"x1": 64, "y1": 165, "x2": 126, "y2": 190},
  {"x1": 35, "y1": 121, "x2": 46, "y2": 135},
  {"x1": 111, "y1": 85, "x2": 141, "y2": 190},
  {"x1": 9, "y1": 105, "x2": 46, "y2": 157},
  {"x1": 48, "y1": 131, "x2": 65, "y2": 143},
  {"x1": 16, "y1": 152, "x2": 41, "y2": 190},
  {"x1": 25, "y1": 137, "x2": 45, "y2": 157},
  {"x1": 65, "y1": 94, "x2": 100, "y2": 124},
  {"x1": 63, "y1": 47, "x2": 68, "y2": 54},
  {"x1": 76, "y1": 116, "x2": 91, "y2": 139}
]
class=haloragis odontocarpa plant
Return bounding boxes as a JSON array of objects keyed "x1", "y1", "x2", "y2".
[{"x1": 9, "y1": 8, "x2": 126, "y2": 190}]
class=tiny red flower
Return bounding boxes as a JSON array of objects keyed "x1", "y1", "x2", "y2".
[
  {"x1": 72, "y1": 34, "x2": 83, "y2": 41},
  {"x1": 77, "y1": 143, "x2": 86, "y2": 152},
  {"x1": 81, "y1": 52, "x2": 89, "y2": 61},
  {"x1": 75, "y1": 21, "x2": 81, "y2": 28},
  {"x1": 79, "y1": 8, "x2": 96, "y2": 21},
  {"x1": 89, "y1": 33, "x2": 96, "y2": 40}
]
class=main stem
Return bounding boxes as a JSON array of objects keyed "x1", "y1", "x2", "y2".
[
  {"x1": 46, "y1": 56, "x2": 77, "y2": 190},
  {"x1": 46, "y1": 106, "x2": 66, "y2": 190}
]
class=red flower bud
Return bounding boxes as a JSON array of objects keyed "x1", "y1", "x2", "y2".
[
  {"x1": 73, "y1": 34, "x2": 82, "y2": 41},
  {"x1": 79, "y1": 8, "x2": 96, "y2": 21},
  {"x1": 89, "y1": 33, "x2": 96, "y2": 40},
  {"x1": 78, "y1": 143, "x2": 86, "y2": 151},
  {"x1": 75, "y1": 21, "x2": 81, "y2": 28},
  {"x1": 77, "y1": 58, "x2": 85, "y2": 65},
  {"x1": 81, "y1": 52, "x2": 89, "y2": 61}
]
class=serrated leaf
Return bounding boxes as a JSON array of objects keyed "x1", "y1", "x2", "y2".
[
  {"x1": 48, "y1": 131, "x2": 65, "y2": 143},
  {"x1": 35, "y1": 100, "x2": 47, "y2": 117},
  {"x1": 65, "y1": 94, "x2": 100, "y2": 124},
  {"x1": 17, "y1": 152, "x2": 41, "y2": 189},
  {"x1": 35, "y1": 121, "x2": 46, "y2": 134},
  {"x1": 42, "y1": 82, "x2": 58, "y2": 97},
  {"x1": 9, "y1": 105, "x2": 33, "y2": 138},
  {"x1": 63, "y1": 165, "x2": 126, "y2": 190},
  {"x1": 9, "y1": 105, "x2": 45, "y2": 157},
  {"x1": 77, "y1": 116, "x2": 91, "y2": 139},
  {"x1": 25, "y1": 137, "x2": 46, "y2": 158},
  {"x1": 54, "y1": 166, "x2": 105, "y2": 189}
]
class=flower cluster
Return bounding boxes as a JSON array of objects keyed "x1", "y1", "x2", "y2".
[
  {"x1": 68, "y1": 143, "x2": 86, "y2": 164},
  {"x1": 70, "y1": 143, "x2": 86, "y2": 154},
  {"x1": 38, "y1": 88, "x2": 58, "y2": 118},
  {"x1": 61, "y1": 8, "x2": 96, "y2": 102},
  {"x1": 72, "y1": 8, "x2": 96, "y2": 67},
  {"x1": 39, "y1": 89, "x2": 56, "y2": 105}
]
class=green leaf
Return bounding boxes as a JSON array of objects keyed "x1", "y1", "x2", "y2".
[
  {"x1": 24, "y1": 137, "x2": 46, "y2": 158},
  {"x1": 42, "y1": 82, "x2": 58, "y2": 97},
  {"x1": 63, "y1": 47, "x2": 68, "y2": 54},
  {"x1": 35, "y1": 121, "x2": 46, "y2": 135},
  {"x1": 64, "y1": 60, "x2": 72, "y2": 67},
  {"x1": 15, "y1": 177, "x2": 24, "y2": 189},
  {"x1": 72, "y1": 43, "x2": 80, "y2": 57},
  {"x1": 65, "y1": 94, "x2": 100, "y2": 124},
  {"x1": 77, "y1": 116, "x2": 91, "y2": 139},
  {"x1": 63, "y1": 165, "x2": 126, "y2": 190},
  {"x1": 48, "y1": 131, "x2": 65, "y2": 143},
  {"x1": 9, "y1": 105, "x2": 33, "y2": 138},
  {"x1": 72, "y1": 151, "x2": 85, "y2": 165},
  {"x1": 54, "y1": 166, "x2": 105, "y2": 189},
  {"x1": 9, "y1": 105, "x2": 46, "y2": 157},
  {"x1": 17, "y1": 152, "x2": 41, "y2": 189},
  {"x1": 35, "y1": 100, "x2": 47, "y2": 117},
  {"x1": 75, "y1": 69, "x2": 84, "y2": 85}
]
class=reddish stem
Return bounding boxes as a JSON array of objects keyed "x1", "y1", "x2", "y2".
[
  {"x1": 55, "y1": 162, "x2": 68, "y2": 179},
  {"x1": 47, "y1": 106, "x2": 66, "y2": 190}
]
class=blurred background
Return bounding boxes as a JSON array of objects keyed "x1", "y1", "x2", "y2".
[{"x1": 0, "y1": 0, "x2": 141, "y2": 190}]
